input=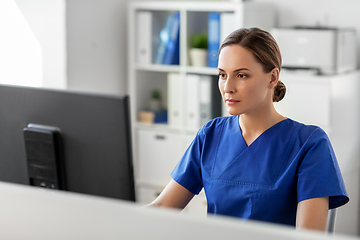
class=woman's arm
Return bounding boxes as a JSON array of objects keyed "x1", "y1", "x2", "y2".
[
  {"x1": 296, "y1": 197, "x2": 329, "y2": 231},
  {"x1": 148, "y1": 179, "x2": 195, "y2": 209}
]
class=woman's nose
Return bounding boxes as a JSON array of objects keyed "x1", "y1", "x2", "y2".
[{"x1": 223, "y1": 77, "x2": 236, "y2": 94}]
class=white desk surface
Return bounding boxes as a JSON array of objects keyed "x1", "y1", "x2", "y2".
[{"x1": 0, "y1": 181, "x2": 358, "y2": 240}]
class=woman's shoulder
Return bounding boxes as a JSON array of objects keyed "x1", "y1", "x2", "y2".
[
  {"x1": 201, "y1": 116, "x2": 236, "y2": 131},
  {"x1": 196, "y1": 116, "x2": 237, "y2": 138},
  {"x1": 285, "y1": 118, "x2": 330, "y2": 144}
]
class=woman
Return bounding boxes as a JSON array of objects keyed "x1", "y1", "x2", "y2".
[{"x1": 149, "y1": 27, "x2": 349, "y2": 231}]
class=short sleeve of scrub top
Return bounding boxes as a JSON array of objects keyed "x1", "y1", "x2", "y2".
[{"x1": 170, "y1": 116, "x2": 349, "y2": 226}]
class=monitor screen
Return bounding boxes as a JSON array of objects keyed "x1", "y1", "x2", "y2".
[{"x1": 0, "y1": 84, "x2": 135, "y2": 201}]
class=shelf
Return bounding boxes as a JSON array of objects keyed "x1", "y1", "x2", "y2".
[
  {"x1": 135, "y1": 64, "x2": 181, "y2": 73},
  {"x1": 135, "y1": 64, "x2": 219, "y2": 75},
  {"x1": 185, "y1": 66, "x2": 218, "y2": 75}
]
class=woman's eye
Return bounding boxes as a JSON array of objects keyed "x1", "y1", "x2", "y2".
[
  {"x1": 238, "y1": 74, "x2": 246, "y2": 79},
  {"x1": 218, "y1": 73, "x2": 227, "y2": 79}
]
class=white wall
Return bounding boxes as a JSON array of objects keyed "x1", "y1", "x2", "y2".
[{"x1": 66, "y1": 0, "x2": 128, "y2": 95}]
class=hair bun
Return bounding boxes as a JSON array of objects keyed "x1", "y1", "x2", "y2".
[{"x1": 273, "y1": 80, "x2": 286, "y2": 102}]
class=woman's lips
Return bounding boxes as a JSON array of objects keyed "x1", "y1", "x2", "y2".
[{"x1": 226, "y1": 99, "x2": 240, "y2": 105}]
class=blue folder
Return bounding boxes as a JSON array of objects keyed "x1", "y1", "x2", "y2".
[
  {"x1": 207, "y1": 12, "x2": 220, "y2": 68},
  {"x1": 163, "y1": 12, "x2": 180, "y2": 65},
  {"x1": 155, "y1": 13, "x2": 175, "y2": 64}
]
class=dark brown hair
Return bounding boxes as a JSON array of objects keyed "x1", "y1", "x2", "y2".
[{"x1": 219, "y1": 27, "x2": 286, "y2": 102}]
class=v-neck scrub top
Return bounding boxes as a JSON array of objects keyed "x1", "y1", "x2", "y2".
[{"x1": 170, "y1": 116, "x2": 349, "y2": 226}]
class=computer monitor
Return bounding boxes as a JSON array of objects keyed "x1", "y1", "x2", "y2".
[{"x1": 0, "y1": 84, "x2": 135, "y2": 201}]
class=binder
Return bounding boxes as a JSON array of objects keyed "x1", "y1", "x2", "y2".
[
  {"x1": 207, "y1": 12, "x2": 220, "y2": 68},
  {"x1": 220, "y1": 12, "x2": 236, "y2": 43},
  {"x1": 155, "y1": 14, "x2": 174, "y2": 64},
  {"x1": 199, "y1": 76, "x2": 212, "y2": 126},
  {"x1": 210, "y1": 77, "x2": 222, "y2": 120},
  {"x1": 167, "y1": 73, "x2": 182, "y2": 128},
  {"x1": 185, "y1": 74, "x2": 223, "y2": 130},
  {"x1": 199, "y1": 75, "x2": 211, "y2": 126},
  {"x1": 136, "y1": 11, "x2": 152, "y2": 64},
  {"x1": 200, "y1": 75, "x2": 222, "y2": 126},
  {"x1": 186, "y1": 74, "x2": 201, "y2": 130},
  {"x1": 163, "y1": 12, "x2": 180, "y2": 65}
]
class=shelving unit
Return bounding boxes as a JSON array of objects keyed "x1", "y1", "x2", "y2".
[{"x1": 127, "y1": 1, "x2": 275, "y2": 214}]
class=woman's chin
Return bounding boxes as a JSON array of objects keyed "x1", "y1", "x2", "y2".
[{"x1": 226, "y1": 107, "x2": 242, "y2": 116}]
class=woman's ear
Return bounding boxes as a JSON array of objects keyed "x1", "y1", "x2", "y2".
[{"x1": 268, "y1": 68, "x2": 280, "y2": 89}]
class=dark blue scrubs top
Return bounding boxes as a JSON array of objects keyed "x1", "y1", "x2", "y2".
[{"x1": 171, "y1": 116, "x2": 349, "y2": 226}]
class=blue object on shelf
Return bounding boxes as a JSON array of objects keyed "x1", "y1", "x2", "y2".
[
  {"x1": 207, "y1": 12, "x2": 220, "y2": 68},
  {"x1": 154, "y1": 110, "x2": 168, "y2": 123},
  {"x1": 139, "y1": 110, "x2": 168, "y2": 124},
  {"x1": 155, "y1": 14, "x2": 175, "y2": 64},
  {"x1": 149, "y1": 110, "x2": 168, "y2": 123},
  {"x1": 163, "y1": 12, "x2": 180, "y2": 65}
]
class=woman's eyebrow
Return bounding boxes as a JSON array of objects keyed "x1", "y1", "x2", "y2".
[
  {"x1": 233, "y1": 68, "x2": 250, "y2": 72},
  {"x1": 217, "y1": 68, "x2": 250, "y2": 72}
]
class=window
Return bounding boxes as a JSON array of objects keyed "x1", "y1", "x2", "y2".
[
  {"x1": 0, "y1": 0, "x2": 43, "y2": 87},
  {"x1": 0, "y1": 0, "x2": 66, "y2": 89}
]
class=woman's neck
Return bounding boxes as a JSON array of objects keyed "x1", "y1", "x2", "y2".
[{"x1": 238, "y1": 104, "x2": 286, "y2": 146}]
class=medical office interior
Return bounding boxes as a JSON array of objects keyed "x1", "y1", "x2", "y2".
[{"x1": 1, "y1": 0, "x2": 360, "y2": 238}]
